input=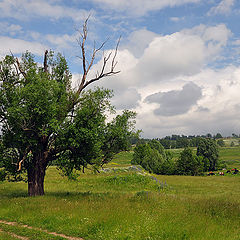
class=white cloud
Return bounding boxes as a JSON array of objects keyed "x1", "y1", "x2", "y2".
[
  {"x1": 182, "y1": 24, "x2": 231, "y2": 59},
  {"x1": 0, "y1": 22, "x2": 23, "y2": 36},
  {"x1": 91, "y1": 0, "x2": 200, "y2": 16},
  {"x1": 121, "y1": 29, "x2": 158, "y2": 58},
  {"x1": 0, "y1": 0, "x2": 91, "y2": 21},
  {"x1": 135, "y1": 32, "x2": 206, "y2": 83},
  {"x1": 208, "y1": 0, "x2": 235, "y2": 16},
  {"x1": 112, "y1": 88, "x2": 141, "y2": 110},
  {"x1": 170, "y1": 17, "x2": 185, "y2": 22},
  {"x1": 45, "y1": 33, "x2": 77, "y2": 51},
  {"x1": 0, "y1": 36, "x2": 48, "y2": 56}
]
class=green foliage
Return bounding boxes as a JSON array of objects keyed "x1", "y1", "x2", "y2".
[
  {"x1": 142, "y1": 147, "x2": 163, "y2": 174},
  {"x1": 0, "y1": 168, "x2": 6, "y2": 181},
  {"x1": 132, "y1": 140, "x2": 175, "y2": 175},
  {"x1": 197, "y1": 138, "x2": 219, "y2": 171},
  {"x1": 0, "y1": 51, "x2": 137, "y2": 191},
  {"x1": 176, "y1": 148, "x2": 204, "y2": 176},
  {"x1": 160, "y1": 151, "x2": 176, "y2": 175},
  {"x1": 217, "y1": 139, "x2": 225, "y2": 147},
  {"x1": 215, "y1": 133, "x2": 222, "y2": 139}
]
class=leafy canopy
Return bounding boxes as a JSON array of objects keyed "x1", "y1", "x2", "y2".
[{"x1": 0, "y1": 51, "x2": 137, "y2": 180}]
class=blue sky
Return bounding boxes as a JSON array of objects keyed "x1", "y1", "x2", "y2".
[{"x1": 1, "y1": 0, "x2": 240, "y2": 138}]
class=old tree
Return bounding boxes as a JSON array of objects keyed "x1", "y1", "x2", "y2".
[{"x1": 0, "y1": 20, "x2": 136, "y2": 196}]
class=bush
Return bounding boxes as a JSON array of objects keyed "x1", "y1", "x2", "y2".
[
  {"x1": 197, "y1": 138, "x2": 219, "y2": 171},
  {"x1": 176, "y1": 148, "x2": 204, "y2": 176},
  {"x1": 217, "y1": 139, "x2": 225, "y2": 147},
  {"x1": 132, "y1": 140, "x2": 175, "y2": 175},
  {"x1": 0, "y1": 168, "x2": 6, "y2": 181}
]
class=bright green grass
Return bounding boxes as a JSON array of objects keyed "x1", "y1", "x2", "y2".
[
  {"x1": 0, "y1": 222, "x2": 65, "y2": 240},
  {"x1": 0, "y1": 167, "x2": 240, "y2": 240},
  {"x1": 107, "y1": 151, "x2": 133, "y2": 167},
  {"x1": 0, "y1": 231, "x2": 17, "y2": 240},
  {"x1": 219, "y1": 147, "x2": 240, "y2": 168}
]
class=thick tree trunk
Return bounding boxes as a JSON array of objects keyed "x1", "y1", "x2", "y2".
[{"x1": 27, "y1": 151, "x2": 47, "y2": 196}]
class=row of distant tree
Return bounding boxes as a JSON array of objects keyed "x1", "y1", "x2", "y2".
[
  {"x1": 132, "y1": 133, "x2": 239, "y2": 149},
  {"x1": 131, "y1": 138, "x2": 221, "y2": 176}
]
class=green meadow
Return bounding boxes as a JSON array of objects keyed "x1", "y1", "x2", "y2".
[{"x1": 0, "y1": 146, "x2": 240, "y2": 240}]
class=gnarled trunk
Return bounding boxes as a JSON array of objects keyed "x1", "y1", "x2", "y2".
[{"x1": 27, "y1": 150, "x2": 48, "y2": 196}]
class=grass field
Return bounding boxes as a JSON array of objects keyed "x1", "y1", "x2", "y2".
[{"x1": 0, "y1": 147, "x2": 240, "y2": 240}]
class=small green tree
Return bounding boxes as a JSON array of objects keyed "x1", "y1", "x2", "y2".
[
  {"x1": 215, "y1": 133, "x2": 222, "y2": 139},
  {"x1": 132, "y1": 141, "x2": 175, "y2": 175},
  {"x1": 196, "y1": 138, "x2": 219, "y2": 171},
  {"x1": 148, "y1": 139, "x2": 166, "y2": 157},
  {"x1": 176, "y1": 148, "x2": 204, "y2": 176},
  {"x1": 141, "y1": 147, "x2": 163, "y2": 174},
  {"x1": 160, "y1": 151, "x2": 175, "y2": 175},
  {"x1": 217, "y1": 139, "x2": 225, "y2": 147}
]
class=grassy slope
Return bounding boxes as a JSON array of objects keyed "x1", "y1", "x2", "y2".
[{"x1": 0, "y1": 147, "x2": 240, "y2": 240}]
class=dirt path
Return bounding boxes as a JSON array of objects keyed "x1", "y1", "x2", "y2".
[
  {"x1": 0, "y1": 227, "x2": 29, "y2": 240},
  {"x1": 0, "y1": 220, "x2": 84, "y2": 240}
]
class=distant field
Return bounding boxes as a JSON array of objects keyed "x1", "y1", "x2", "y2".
[
  {"x1": 110, "y1": 145, "x2": 240, "y2": 169},
  {"x1": 219, "y1": 147, "x2": 240, "y2": 168}
]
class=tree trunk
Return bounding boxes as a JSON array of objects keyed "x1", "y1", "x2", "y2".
[{"x1": 27, "y1": 151, "x2": 47, "y2": 196}]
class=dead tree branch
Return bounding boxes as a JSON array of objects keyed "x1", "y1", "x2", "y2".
[
  {"x1": 43, "y1": 50, "x2": 48, "y2": 73},
  {"x1": 18, "y1": 148, "x2": 31, "y2": 171},
  {"x1": 16, "y1": 58, "x2": 27, "y2": 79},
  {"x1": 75, "y1": 18, "x2": 121, "y2": 97}
]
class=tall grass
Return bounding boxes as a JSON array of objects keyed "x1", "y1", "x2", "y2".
[{"x1": 0, "y1": 166, "x2": 240, "y2": 240}]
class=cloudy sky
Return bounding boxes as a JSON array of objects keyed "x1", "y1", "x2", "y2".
[{"x1": 1, "y1": 0, "x2": 240, "y2": 138}]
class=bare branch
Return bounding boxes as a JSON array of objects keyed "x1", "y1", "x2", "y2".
[
  {"x1": 18, "y1": 148, "x2": 31, "y2": 171},
  {"x1": 43, "y1": 50, "x2": 48, "y2": 73},
  {"x1": 111, "y1": 36, "x2": 121, "y2": 72},
  {"x1": 16, "y1": 58, "x2": 27, "y2": 79},
  {"x1": 71, "y1": 18, "x2": 121, "y2": 107}
]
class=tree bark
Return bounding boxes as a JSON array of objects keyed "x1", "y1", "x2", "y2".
[{"x1": 27, "y1": 150, "x2": 48, "y2": 196}]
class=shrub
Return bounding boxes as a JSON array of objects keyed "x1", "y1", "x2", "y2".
[
  {"x1": 176, "y1": 148, "x2": 204, "y2": 176},
  {"x1": 197, "y1": 138, "x2": 219, "y2": 171}
]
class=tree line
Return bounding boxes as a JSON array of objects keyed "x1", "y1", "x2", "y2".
[
  {"x1": 131, "y1": 138, "x2": 220, "y2": 176},
  {"x1": 136, "y1": 132, "x2": 240, "y2": 149}
]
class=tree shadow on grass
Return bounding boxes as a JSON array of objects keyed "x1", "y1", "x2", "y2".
[
  {"x1": 45, "y1": 190, "x2": 113, "y2": 199},
  {"x1": 0, "y1": 189, "x2": 28, "y2": 198},
  {"x1": 0, "y1": 188, "x2": 113, "y2": 200}
]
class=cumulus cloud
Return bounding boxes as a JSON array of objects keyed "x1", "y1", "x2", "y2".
[
  {"x1": 135, "y1": 66, "x2": 240, "y2": 138},
  {"x1": 135, "y1": 32, "x2": 206, "y2": 83},
  {"x1": 145, "y1": 82, "x2": 202, "y2": 116},
  {"x1": 86, "y1": 23, "x2": 232, "y2": 114},
  {"x1": 111, "y1": 88, "x2": 141, "y2": 110},
  {"x1": 208, "y1": 0, "x2": 235, "y2": 16},
  {"x1": 121, "y1": 29, "x2": 158, "y2": 58},
  {"x1": 91, "y1": 0, "x2": 200, "y2": 16},
  {"x1": 181, "y1": 24, "x2": 231, "y2": 58}
]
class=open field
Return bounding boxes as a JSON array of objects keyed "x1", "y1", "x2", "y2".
[{"x1": 0, "y1": 146, "x2": 240, "y2": 240}]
